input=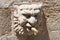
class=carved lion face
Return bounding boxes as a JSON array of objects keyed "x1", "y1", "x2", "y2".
[{"x1": 11, "y1": 3, "x2": 42, "y2": 35}]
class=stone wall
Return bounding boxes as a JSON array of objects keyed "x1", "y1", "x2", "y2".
[
  {"x1": 43, "y1": 0, "x2": 60, "y2": 40},
  {"x1": 0, "y1": 0, "x2": 60, "y2": 40}
]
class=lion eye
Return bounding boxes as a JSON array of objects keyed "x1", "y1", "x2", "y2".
[
  {"x1": 22, "y1": 14, "x2": 31, "y2": 18},
  {"x1": 34, "y1": 15, "x2": 37, "y2": 17}
]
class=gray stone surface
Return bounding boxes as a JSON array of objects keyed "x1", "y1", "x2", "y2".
[
  {"x1": 49, "y1": 30, "x2": 60, "y2": 40},
  {"x1": 47, "y1": 12, "x2": 60, "y2": 31},
  {"x1": 43, "y1": 0, "x2": 60, "y2": 40},
  {"x1": 0, "y1": 0, "x2": 14, "y2": 8},
  {"x1": 0, "y1": 35, "x2": 18, "y2": 40}
]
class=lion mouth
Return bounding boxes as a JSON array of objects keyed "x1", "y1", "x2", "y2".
[{"x1": 25, "y1": 23, "x2": 38, "y2": 35}]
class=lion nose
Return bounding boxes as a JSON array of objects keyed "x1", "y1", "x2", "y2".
[{"x1": 27, "y1": 16, "x2": 37, "y2": 24}]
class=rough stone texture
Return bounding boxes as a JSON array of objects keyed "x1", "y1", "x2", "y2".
[
  {"x1": 43, "y1": 0, "x2": 60, "y2": 40},
  {"x1": 0, "y1": 9, "x2": 11, "y2": 36},
  {"x1": 0, "y1": 35, "x2": 19, "y2": 40},
  {"x1": 0, "y1": 0, "x2": 14, "y2": 8},
  {"x1": 49, "y1": 30, "x2": 60, "y2": 40}
]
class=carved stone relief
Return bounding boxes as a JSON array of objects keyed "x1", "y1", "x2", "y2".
[
  {"x1": 6, "y1": 2, "x2": 50, "y2": 40},
  {"x1": 11, "y1": 3, "x2": 43, "y2": 36}
]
